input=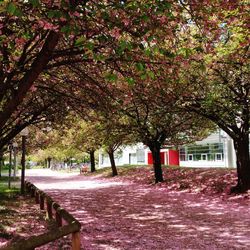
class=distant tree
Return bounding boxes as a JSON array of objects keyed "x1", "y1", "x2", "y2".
[
  {"x1": 66, "y1": 119, "x2": 103, "y2": 172},
  {"x1": 29, "y1": 125, "x2": 83, "y2": 168},
  {"x1": 93, "y1": 114, "x2": 137, "y2": 177}
]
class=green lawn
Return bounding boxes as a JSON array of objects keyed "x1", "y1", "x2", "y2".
[{"x1": 0, "y1": 176, "x2": 20, "y2": 195}]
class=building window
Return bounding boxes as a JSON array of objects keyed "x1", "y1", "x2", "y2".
[
  {"x1": 136, "y1": 149, "x2": 145, "y2": 163},
  {"x1": 180, "y1": 148, "x2": 186, "y2": 161},
  {"x1": 129, "y1": 153, "x2": 137, "y2": 164},
  {"x1": 216, "y1": 153, "x2": 223, "y2": 161},
  {"x1": 180, "y1": 143, "x2": 224, "y2": 162},
  {"x1": 201, "y1": 154, "x2": 207, "y2": 161},
  {"x1": 188, "y1": 154, "x2": 193, "y2": 161}
]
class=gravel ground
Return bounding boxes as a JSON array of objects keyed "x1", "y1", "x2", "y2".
[{"x1": 25, "y1": 168, "x2": 250, "y2": 250}]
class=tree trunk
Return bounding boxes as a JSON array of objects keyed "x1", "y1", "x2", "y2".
[
  {"x1": 0, "y1": 151, "x2": 3, "y2": 178},
  {"x1": 231, "y1": 133, "x2": 250, "y2": 193},
  {"x1": 0, "y1": 31, "x2": 60, "y2": 130},
  {"x1": 149, "y1": 143, "x2": 164, "y2": 183},
  {"x1": 90, "y1": 150, "x2": 96, "y2": 172},
  {"x1": 48, "y1": 157, "x2": 52, "y2": 169},
  {"x1": 108, "y1": 151, "x2": 118, "y2": 176}
]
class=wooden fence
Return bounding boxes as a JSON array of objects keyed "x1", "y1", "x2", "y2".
[{"x1": 2, "y1": 181, "x2": 81, "y2": 250}]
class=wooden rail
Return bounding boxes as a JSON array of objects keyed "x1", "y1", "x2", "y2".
[{"x1": 2, "y1": 181, "x2": 81, "y2": 250}]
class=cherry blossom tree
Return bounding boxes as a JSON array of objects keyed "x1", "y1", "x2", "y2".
[
  {"x1": 175, "y1": 1, "x2": 250, "y2": 192},
  {"x1": 0, "y1": 0, "x2": 181, "y2": 151}
]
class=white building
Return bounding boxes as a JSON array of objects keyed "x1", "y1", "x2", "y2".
[
  {"x1": 98, "y1": 130, "x2": 237, "y2": 169},
  {"x1": 98, "y1": 143, "x2": 147, "y2": 168},
  {"x1": 179, "y1": 130, "x2": 236, "y2": 168}
]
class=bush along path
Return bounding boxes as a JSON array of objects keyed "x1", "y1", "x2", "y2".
[{"x1": 27, "y1": 168, "x2": 250, "y2": 250}]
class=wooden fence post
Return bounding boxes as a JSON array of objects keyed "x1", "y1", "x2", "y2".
[
  {"x1": 72, "y1": 231, "x2": 81, "y2": 250},
  {"x1": 31, "y1": 187, "x2": 35, "y2": 197},
  {"x1": 40, "y1": 194, "x2": 45, "y2": 210},
  {"x1": 35, "y1": 190, "x2": 40, "y2": 204},
  {"x1": 46, "y1": 198, "x2": 53, "y2": 220},
  {"x1": 56, "y1": 209, "x2": 62, "y2": 227}
]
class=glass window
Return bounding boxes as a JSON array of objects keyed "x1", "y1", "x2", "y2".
[
  {"x1": 179, "y1": 148, "x2": 186, "y2": 161},
  {"x1": 136, "y1": 149, "x2": 145, "y2": 163},
  {"x1": 201, "y1": 154, "x2": 207, "y2": 161},
  {"x1": 216, "y1": 153, "x2": 222, "y2": 161},
  {"x1": 101, "y1": 154, "x2": 104, "y2": 164},
  {"x1": 188, "y1": 154, "x2": 193, "y2": 161},
  {"x1": 180, "y1": 143, "x2": 224, "y2": 161}
]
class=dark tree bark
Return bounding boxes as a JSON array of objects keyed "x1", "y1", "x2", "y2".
[
  {"x1": 149, "y1": 142, "x2": 164, "y2": 183},
  {"x1": 0, "y1": 31, "x2": 60, "y2": 130},
  {"x1": 90, "y1": 150, "x2": 96, "y2": 172},
  {"x1": 231, "y1": 133, "x2": 250, "y2": 193},
  {"x1": 0, "y1": 151, "x2": 3, "y2": 178},
  {"x1": 47, "y1": 157, "x2": 52, "y2": 169},
  {"x1": 108, "y1": 150, "x2": 118, "y2": 176}
]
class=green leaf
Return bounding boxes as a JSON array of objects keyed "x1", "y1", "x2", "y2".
[
  {"x1": 75, "y1": 36, "x2": 85, "y2": 46},
  {"x1": 6, "y1": 3, "x2": 16, "y2": 14},
  {"x1": 22, "y1": 31, "x2": 31, "y2": 39},
  {"x1": 102, "y1": 12, "x2": 109, "y2": 20},
  {"x1": 86, "y1": 42, "x2": 94, "y2": 50},
  {"x1": 126, "y1": 77, "x2": 135, "y2": 86},
  {"x1": 141, "y1": 14, "x2": 149, "y2": 22},
  {"x1": 119, "y1": 40, "x2": 128, "y2": 51},
  {"x1": 93, "y1": 54, "x2": 106, "y2": 61},
  {"x1": 48, "y1": 10, "x2": 63, "y2": 19},
  {"x1": 6, "y1": 3, "x2": 22, "y2": 16},
  {"x1": 147, "y1": 71, "x2": 155, "y2": 79},
  {"x1": 178, "y1": 47, "x2": 193, "y2": 58},
  {"x1": 29, "y1": 0, "x2": 40, "y2": 8},
  {"x1": 105, "y1": 73, "x2": 118, "y2": 82},
  {"x1": 200, "y1": 64, "x2": 206, "y2": 72},
  {"x1": 147, "y1": 36, "x2": 154, "y2": 42},
  {"x1": 136, "y1": 62, "x2": 145, "y2": 72},
  {"x1": 61, "y1": 25, "x2": 72, "y2": 35},
  {"x1": 144, "y1": 48, "x2": 151, "y2": 57},
  {"x1": 140, "y1": 74, "x2": 147, "y2": 80}
]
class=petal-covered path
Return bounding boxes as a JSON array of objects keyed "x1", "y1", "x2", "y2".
[{"x1": 27, "y1": 169, "x2": 250, "y2": 250}]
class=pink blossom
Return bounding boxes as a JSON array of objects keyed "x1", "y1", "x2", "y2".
[
  {"x1": 15, "y1": 37, "x2": 26, "y2": 46},
  {"x1": 38, "y1": 20, "x2": 59, "y2": 31},
  {"x1": 122, "y1": 18, "x2": 130, "y2": 26},
  {"x1": 159, "y1": 15, "x2": 168, "y2": 24},
  {"x1": 72, "y1": 11, "x2": 80, "y2": 17},
  {"x1": 110, "y1": 27, "x2": 121, "y2": 39},
  {"x1": 30, "y1": 85, "x2": 37, "y2": 92}
]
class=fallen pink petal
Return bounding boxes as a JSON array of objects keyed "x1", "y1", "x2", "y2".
[{"x1": 18, "y1": 168, "x2": 250, "y2": 249}]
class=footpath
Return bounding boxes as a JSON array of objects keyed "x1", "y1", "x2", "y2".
[{"x1": 27, "y1": 169, "x2": 250, "y2": 250}]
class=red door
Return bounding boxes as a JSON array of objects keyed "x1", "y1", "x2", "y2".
[
  {"x1": 148, "y1": 152, "x2": 165, "y2": 164},
  {"x1": 168, "y1": 150, "x2": 179, "y2": 166}
]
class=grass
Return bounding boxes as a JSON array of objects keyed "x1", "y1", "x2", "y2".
[
  {"x1": 0, "y1": 169, "x2": 8, "y2": 175},
  {"x1": 0, "y1": 176, "x2": 20, "y2": 243},
  {"x1": 84, "y1": 164, "x2": 141, "y2": 177},
  {"x1": 0, "y1": 176, "x2": 20, "y2": 195}
]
